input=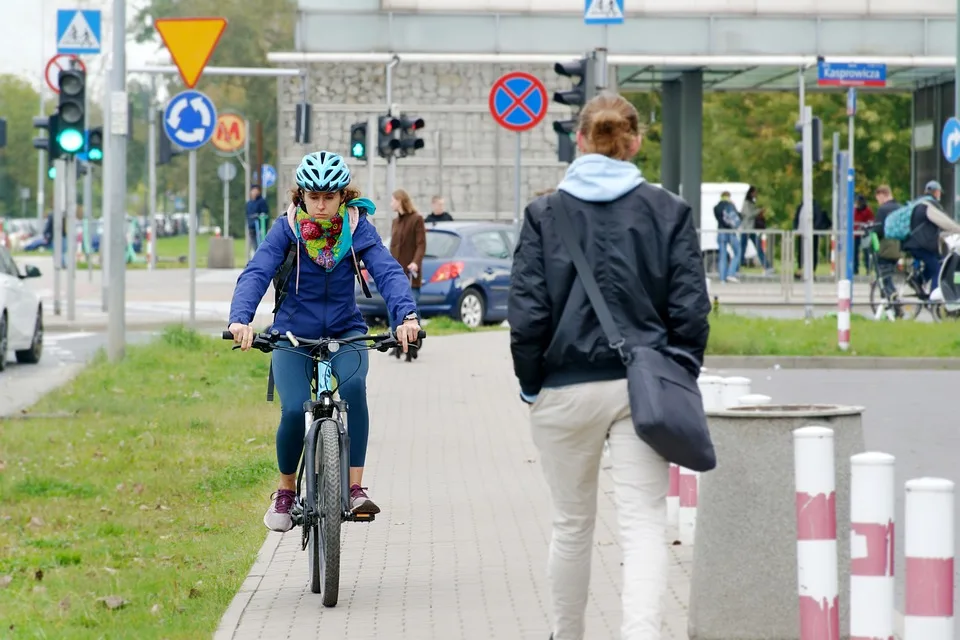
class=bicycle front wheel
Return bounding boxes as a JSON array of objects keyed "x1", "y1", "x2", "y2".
[{"x1": 319, "y1": 419, "x2": 342, "y2": 607}]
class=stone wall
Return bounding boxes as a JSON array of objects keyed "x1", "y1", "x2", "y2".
[{"x1": 276, "y1": 61, "x2": 577, "y2": 233}]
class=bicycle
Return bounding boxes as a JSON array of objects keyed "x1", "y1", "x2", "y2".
[
  {"x1": 865, "y1": 223, "x2": 939, "y2": 322},
  {"x1": 222, "y1": 327, "x2": 426, "y2": 606}
]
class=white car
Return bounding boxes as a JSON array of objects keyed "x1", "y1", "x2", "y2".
[{"x1": 0, "y1": 246, "x2": 43, "y2": 370}]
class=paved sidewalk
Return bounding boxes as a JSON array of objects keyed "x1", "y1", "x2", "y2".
[{"x1": 214, "y1": 331, "x2": 691, "y2": 640}]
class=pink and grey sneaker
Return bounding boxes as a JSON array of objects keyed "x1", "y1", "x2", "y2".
[
  {"x1": 349, "y1": 484, "x2": 380, "y2": 514},
  {"x1": 263, "y1": 489, "x2": 297, "y2": 532}
]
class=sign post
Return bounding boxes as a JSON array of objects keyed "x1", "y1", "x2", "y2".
[
  {"x1": 217, "y1": 161, "x2": 238, "y2": 236},
  {"x1": 488, "y1": 71, "x2": 549, "y2": 234},
  {"x1": 584, "y1": 0, "x2": 624, "y2": 49},
  {"x1": 155, "y1": 16, "x2": 227, "y2": 325}
]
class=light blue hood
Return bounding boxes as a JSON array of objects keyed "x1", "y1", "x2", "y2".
[{"x1": 557, "y1": 154, "x2": 644, "y2": 203}]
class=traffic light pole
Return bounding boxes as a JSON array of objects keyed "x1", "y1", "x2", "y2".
[
  {"x1": 66, "y1": 158, "x2": 77, "y2": 321},
  {"x1": 385, "y1": 56, "x2": 400, "y2": 208},
  {"x1": 801, "y1": 105, "x2": 814, "y2": 320},
  {"x1": 52, "y1": 159, "x2": 65, "y2": 316},
  {"x1": 107, "y1": 0, "x2": 128, "y2": 362},
  {"x1": 36, "y1": 89, "x2": 45, "y2": 223},
  {"x1": 83, "y1": 161, "x2": 93, "y2": 282},
  {"x1": 366, "y1": 115, "x2": 376, "y2": 199},
  {"x1": 147, "y1": 76, "x2": 157, "y2": 270}
]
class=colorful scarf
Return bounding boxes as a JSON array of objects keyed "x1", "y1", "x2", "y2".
[{"x1": 294, "y1": 197, "x2": 376, "y2": 271}]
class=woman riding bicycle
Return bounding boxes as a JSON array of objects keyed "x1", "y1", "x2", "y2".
[{"x1": 227, "y1": 151, "x2": 421, "y2": 533}]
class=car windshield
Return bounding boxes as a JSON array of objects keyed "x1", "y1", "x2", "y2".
[{"x1": 424, "y1": 230, "x2": 460, "y2": 259}]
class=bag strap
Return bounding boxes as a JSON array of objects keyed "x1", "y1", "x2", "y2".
[{"x1": 550, "y1": 193, "x2": 628, "y2": 362}]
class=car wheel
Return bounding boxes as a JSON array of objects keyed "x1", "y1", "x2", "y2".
[
  {"x1": 0, "y1": 311, "x2": 7, "y2": 372},
  {"x1": 15, "y1": 309, "x2": 43, "y2": 365},
  {"x1": 457, "y1": 289, "x2": 485, "y2": 329}
]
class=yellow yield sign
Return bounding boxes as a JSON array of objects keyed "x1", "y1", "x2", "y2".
[{"x1": 154, "y1": 17, "x2": 228, "y2": 89}]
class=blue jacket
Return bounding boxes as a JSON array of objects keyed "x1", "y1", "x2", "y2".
[
  {"x1": 228, "y1": 213, "x2": 417, "y2": 339},
  {"x1": 245, "y1": 196, "x2": 269, "y2": 226}
]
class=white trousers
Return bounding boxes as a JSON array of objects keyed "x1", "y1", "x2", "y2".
[{"x1": 530, "y1": 378, "x2": 669, "y2": 640}]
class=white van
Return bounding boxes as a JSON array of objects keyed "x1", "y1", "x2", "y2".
[{"x1": 652, "y1": 182, "x2": 756, "y2": 260}]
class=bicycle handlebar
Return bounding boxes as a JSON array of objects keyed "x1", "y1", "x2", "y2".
[{"x1": 221, "y1": 328, "x2": 426, "y2": 354}]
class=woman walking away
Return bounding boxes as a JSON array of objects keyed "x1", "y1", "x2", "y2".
[{"x1": 508, "y1": 93, "x2": 711, "y2": 640}]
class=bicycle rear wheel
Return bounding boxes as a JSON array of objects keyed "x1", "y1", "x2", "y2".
[{"x1": 319, "y1": 419, "x2": 342, "y2": 607}]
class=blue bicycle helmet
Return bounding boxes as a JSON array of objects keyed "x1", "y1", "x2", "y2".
[{"x1": 295, "y1": 151, "x2": 351, "y2": 192}]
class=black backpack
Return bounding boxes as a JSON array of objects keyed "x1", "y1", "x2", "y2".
[{"x1": 265, "y1": 238, "x2": 373, "y2": 401}]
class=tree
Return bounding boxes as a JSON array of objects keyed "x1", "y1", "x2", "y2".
[
  {"x1": 132, "y1": 0, "x2": 296, "y2": 235},
  {"x1": 0, "y1": 76, "x2": 49, "y2": 218}
]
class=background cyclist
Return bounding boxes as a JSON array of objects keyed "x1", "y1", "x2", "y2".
[{"x1": 227, "y1": 151, "x2": 421, "y2": 533}]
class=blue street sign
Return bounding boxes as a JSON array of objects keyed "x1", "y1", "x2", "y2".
[
  {"x1": 846, "y1": 88, "x2": 857, "y2": 117},
  {"x1": 163, "y1": 90, "x2": 217, "y2": 151},
  {"x1": 260, "y1": 164, "x2": 277, "y2": 190},
  {"x1": 817, "y1": 61, "x2": 887, "y2": 88},
  {"x1": 942, "y1": 117, "x2": 960, "y2": 164},
  {"x1": 584, "y1": 0, "x2": 624, "y2": 25},
  {"x1": 57, "y1": 9, "x2": 102, "y2": 55}
]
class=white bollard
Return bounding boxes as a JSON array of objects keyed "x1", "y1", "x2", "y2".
[
  {"x1": 850, "y1": 452, "x2": 896, "y2": 640},
  {"x1": 720, "y1": 376, "x2": 751, "y2": 409},
  {"x1": 698, "y1": 375, "x2": 724, "y2": 412},
  {"x1": 838, "y1": 279, "x2": 851, "y2": 351},
  {"x1": 793, "y1": 426, "x2": 839, "y2": 640},
  {"x1": 904, "y1": 477, "x2": 955, "y2": 640},
  {"x1": 737, "y1": 393, "x2": 771, "y2": 406},
  {"x1": 679, "y1": 466, "x2": 698, "y2": 546}
]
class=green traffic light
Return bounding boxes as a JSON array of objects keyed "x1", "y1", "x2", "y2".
[
  {"x1": 351, "y1": 142, "x2": 365, "y2": 158},
  {"x1": 57, "y1": 128, "x2": 84, "y2": 153},
  {"x1": 88, "y1": 148, "x2": 103, "y2": 161},
  {"x1": 48, "y1": 166, "x2": 56, "y2": 179}
]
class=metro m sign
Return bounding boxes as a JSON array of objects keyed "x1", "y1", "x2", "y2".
[{"x1": 211, "y1": 112, "x2": 246, "y2": 155}]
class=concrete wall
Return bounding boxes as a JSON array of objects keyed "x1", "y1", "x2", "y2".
[{"x1": 277, "y1": 61, "x2": 575, "y2": 233}]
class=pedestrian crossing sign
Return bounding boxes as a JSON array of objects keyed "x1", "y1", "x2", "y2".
[
  {"x1": 56, "y1": 9, "x2": 102, "y2": 55},
  {"x1": 584, "y1": 0, "x2": 624, "y2": 25}
]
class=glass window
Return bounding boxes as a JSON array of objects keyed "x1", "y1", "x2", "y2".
[
  {"x1": 470, "y1": 231, "x2": 509, "y2": 259},
  {"x1": 425, "y1": 230, "x2": 460, "y2": 258},
  {"x1": 0, "y1": 248, "x2": 19, "y2": 277}
]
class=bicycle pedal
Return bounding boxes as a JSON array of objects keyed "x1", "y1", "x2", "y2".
[{"x1": 348, "y1": 512, "x2": 376, "y2": 523}]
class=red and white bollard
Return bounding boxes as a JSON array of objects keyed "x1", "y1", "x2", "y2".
[
  {"x1": 667, "y1": 463, "x2": 680, "y2": 532},
  {"x1": 794, "y1": 426, "x2": 839, "y2": 640},
  {"x1": 720, "y1": 376, "x2": 751, "y2": 409},
  {"x1": 838, "y1": 279, "x2": 851, "y2": 351},
  {"x1": 850, "y1": 452, "x2": 896, "y2": 640},
  {"x1": 146, "y1": 227, "x2": 154, "y2": 270},
  {"x1": 904, "y1": 477, "x2": 954, "y2": 639}
]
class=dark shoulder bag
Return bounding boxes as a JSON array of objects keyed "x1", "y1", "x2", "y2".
[{"x1": 551, "y1": 193, "x2": 717, "y2": 472}]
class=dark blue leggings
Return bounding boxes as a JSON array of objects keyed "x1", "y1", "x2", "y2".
[{"x1": 271, "y1": 331, "x2": 370, "y2": 475}]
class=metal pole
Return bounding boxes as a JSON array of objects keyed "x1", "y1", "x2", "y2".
[
  {"x1": 83, "y1": 162, "x2": 92, "y2": 281},
  {"x1": 243, "y1": 118, "x2": 251, "y2": 258},
  {"x1": 831, "y1": 131, "x2": 840, "y2": 277},
  {"x1": 188, "y1": 150, "x2": 197, "y2": 325},
  {"x1": 148, "y1": 78, "x2": 157, "y2": 270},
  {"x1": 437, "y1": 130, "x2": 443, "y2": 200},
  {"x1": 385, "y1": 55, "x2": 400, "y2": 207},
  {"x1": 514, "y1": 132, "x2": 522, "y2": 235},
  {"x1": 66, "y1": 159, "x2": 77, "y2": 321},
  {"x1": 594, "y1": 47, "x2": 608, "y2": 91},
  {"x1": 848, "y1": 89, "x2": 855, "y2": 189},
  {"x1": 366, "y1": 114, "x2": 376, "y2": 199},
  {"x1": 36, "y1": 90, "x2": 45, "y2": 222},
  {"x1": 101, "y1": 79, "x2": 110, "y2": 312},
  {"x1": 802, "y1": 105, "x2": 814, "y2": 320},
  {"x1": 223, "y1": 177, "x2": 230, "y2": 237},
  {"x1": 107, "y1": 0, "x2": 128, "y2": 362},
  {"x1": 52, "y1": 159, "x2": 64, "y2": 316}
]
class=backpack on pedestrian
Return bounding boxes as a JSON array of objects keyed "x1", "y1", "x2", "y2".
[{"x1": 883, "y1": 196, "x2": 935, "y2": 241}]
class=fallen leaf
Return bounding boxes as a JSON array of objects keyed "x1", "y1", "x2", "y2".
[
  {"x1": 28, "y1": 517, "x2": 43, "y2": 528},
  {"x1": 111, "y1": 388, "x2": 125, "y2": 395},
  {"x1": 157, "y1": 505, "x2": 170, "y2": 511},
  {"x1": 190, "y1": 391, "x2": 202, "y2": 399},
  {"x1": 103, "y1": 567, "x2": 118, "y2": 575},
  {"x1": 150, "y1": 604, "x2": 160, "y2": 615},
  {"x1": 97, "y1": 596, "x2": 128, "y2": 610},
  {"x1": 34, "y1": 569, "x2": 43, "y2": 582},
  {"x1": 0, "y1": 575, "x2": 12, "y2": 589},
  {"x1": 133, "y1": 484, "x2": 144, "y2": 494},
  {"x1": 92, "y1": 450, "x2": 104, "y2": 459},
  {"x1": 245, "y1": 437, "x2": 256, "y2": 444},
  {"x1": 138, "y1": 505, "x2": 149, "y2": 511},
  {"x1": 115, "y1": 483, "x2": 125, "y2": 492},
  {"x1": 188, "y1": 587, "x2": 200, "y2": 599},
  {"x1": 100, "y1": 506, "x2": 113, "y2": 515},
  {"x1": 0, "y1": 460, "x2": 6, "y2": 472},
  {"x1": 32, "y1": 586, "x2": 46, "y2": 594},
  {"x1": 59, "y1": 597, "x2": 71, "y2": 613}
]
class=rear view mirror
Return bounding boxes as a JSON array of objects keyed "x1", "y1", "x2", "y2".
[{"x1": 23, "y1": 265, "x2": 41, "y2": 278}]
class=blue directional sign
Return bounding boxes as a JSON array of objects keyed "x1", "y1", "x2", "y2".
[
  {"x1": 57, "y1": 9, "x2": 102, "y2": 55},
  {"x1": 585, "y1": 0, "x2": 624, "y2": 25},
  {"x1": 260, "y1": 164, "x2": 277, "y2": 190},
  {"x1": 163, "y1": 90, "x2": 217, "y2": 151},
  {"x1": 942, "y1": 117, "x2": 960, "y2": 164},
  {"x1": 817, "y1": 61, "x2": 887, "y2": 88}
]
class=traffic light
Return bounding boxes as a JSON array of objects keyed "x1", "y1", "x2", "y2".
[
  {"x1": 377, "y1": 115, "x2": 401, "y2": 158},
  {"x1": 33, "y1": 112, "x2": 61, "y2": 179},
  {"x1": 157, "y1": 121, "x2": 184, "y2": 165},
  {"x1": 56, "y1": 68, "x2": 86, "y2": 154},
  {"x1": 553, "y1": 120, "x2": 577, "y2": 163},
  {"x1": 0, "y1": 118, "x2": 6, "y2": 149},
  {"x1": 396, "y1": 115, "x2": 425, "y2": 158},
  {"x1": 86, "y1": 126, "x2": 103, "y2": 164},
  {"x1": 296, "y1": 102, "x2": 312, "y2": 144},
  {"x1": 553, "y1": 56, "x2": 595, "y2": 111},
  {"x1": 349, "y1": 122, "x2": 367, "y2": 160},
  {"x1": 794, "y1": 115, "x2": 823, "y2": 164}
]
